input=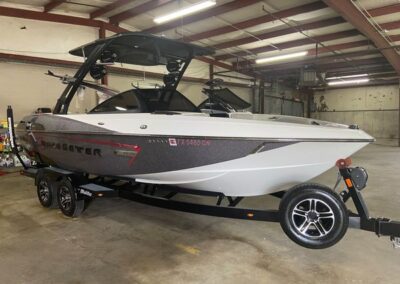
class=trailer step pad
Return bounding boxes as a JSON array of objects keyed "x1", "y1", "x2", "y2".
[{"x1": 78, "y1": 183, "x2": 117, "y2": 198}]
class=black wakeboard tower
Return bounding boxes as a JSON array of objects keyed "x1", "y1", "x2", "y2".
[{"x1": 53, "y1": 32, "x2": 214, "y2": 114}]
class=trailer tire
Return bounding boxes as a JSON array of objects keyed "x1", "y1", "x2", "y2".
[
  {"x1": 279, "y1": 183, "x2": 348, "y2": 249},
  {"x1": 36, "y1": 174, "x2": 58, "y2": 208},
  {"x1": 57, "y1": 179, "x2": 84, "y2": 218}
]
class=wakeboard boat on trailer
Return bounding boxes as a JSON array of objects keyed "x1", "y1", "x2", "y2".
[
  {"x1": 16, "y1": 32, "x2": 373, "y2": 197},
  {"x1": 11, "y1": 32, "x2": 400, "y2": 249}
]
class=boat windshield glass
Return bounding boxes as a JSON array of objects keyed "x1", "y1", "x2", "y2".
[{"x1": 89, "y1": 88, "x2": 199, "y2": 113}]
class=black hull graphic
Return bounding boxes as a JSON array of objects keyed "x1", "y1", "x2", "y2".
[{"x1": 19, "y1": 131, "x2": 294, "y2": 176}]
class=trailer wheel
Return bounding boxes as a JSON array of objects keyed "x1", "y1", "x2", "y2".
[
  {"x1": 279, "y1": 183, "x2": 348, "y2": 249},
  {"x1": 57, "y1": 179, "x2": 84, "y2": 218},
  {"x1": 36, "y1": 175, "x2": 58, "y2": 208}
]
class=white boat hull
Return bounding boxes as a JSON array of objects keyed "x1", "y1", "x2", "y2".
[
  {"x1": 133, "y1": 141, "x2": 368, "y2": 196},
  {"x1": 17, "y1": 112, "x2": 373, "y2": 196}
]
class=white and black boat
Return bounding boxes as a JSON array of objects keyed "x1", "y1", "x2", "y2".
[
  {"x1": 16, "y1": 32, "x2": 373, "y2": 197},
  {"x1": 9, "y1": 33, "x2": 400, "y2": 249}
]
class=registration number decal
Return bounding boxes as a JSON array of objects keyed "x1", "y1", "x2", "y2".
[
  {"x1": 177, "y1": 139, "x2": 211, "y2": 147},
  {"x1": 149, "y1": 138, "x2": 211, "y2": 147}
]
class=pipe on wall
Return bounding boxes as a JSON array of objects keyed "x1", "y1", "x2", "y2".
[
  {"x1": 398, "y1": 79, "x2": 400, "y2": 147},
  {"x1": 259, "y1": 79, "x2": 265, "y2": 114}
]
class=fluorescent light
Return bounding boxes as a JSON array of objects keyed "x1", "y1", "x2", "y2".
[
  {"x1": 255, "y1": 51, "x2": 308, "y2": 64},
  {"x1": 326, "y1": 73, "x2": 368, "y2": 80},
  {"x1": 327, "y1": 78, "x2": 370, "y2": 86},
  {"x1": 154, "y1": 0, "x2": 216, "y2": 24}
]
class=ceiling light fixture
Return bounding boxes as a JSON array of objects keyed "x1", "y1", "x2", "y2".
[
  {"x1": 326, "y1": 73, "x2": 368, "y2": 80},
  {"x1": 154, "y1": 0, "x2": 216, "y2": 24},
  {"x1": 255, "y1": 51, "x2": 308, "y2": 64},
  {"x1": 327, "y1": 78, "x2": 370, "y2": 86}
]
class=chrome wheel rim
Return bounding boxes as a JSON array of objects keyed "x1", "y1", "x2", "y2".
[
  {"x1": 291, "y1": 198, "x2": 335, "y2": 238},
  {"x1": 38, "y1": 180, "x2": 50, "y2": 203},
  {"x1": 59, "y1": 186, "x2": 72, "y2": 211}
]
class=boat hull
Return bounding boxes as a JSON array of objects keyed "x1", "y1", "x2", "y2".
[
  {"x1": 16, "y1": 113, "x2": 373, "y2": 196},
  {"x1": 134, "y1": 141, "x2": 368, "y2": 196}
]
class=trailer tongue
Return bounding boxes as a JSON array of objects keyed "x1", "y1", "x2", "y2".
[{"x1": 7, "y1": 106, "x2": 400, "y2": 249}]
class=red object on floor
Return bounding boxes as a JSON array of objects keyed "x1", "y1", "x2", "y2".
[{"x1": 0, "y1": 171, "x2": 7, "y2": 176}]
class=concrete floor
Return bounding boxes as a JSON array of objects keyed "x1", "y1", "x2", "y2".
[{"x1": 0, "y1": 144, "x2": 399, "y2": 284}]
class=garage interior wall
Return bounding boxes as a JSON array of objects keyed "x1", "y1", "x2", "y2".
[
  {"x1": 312, "y1": 84, "x2": 400, "y2": 146},
  {"x1": 0, "y1": 16, "x2": 253, "y2": 120},
  {"x1": 264, "y1": 82, "x2": 304, "y2": 116}
]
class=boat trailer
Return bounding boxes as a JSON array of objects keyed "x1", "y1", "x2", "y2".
[
  {"x1": 6, "y1": 106, "x2": 400, "y2": 249},
  {"x1": 20, "y1": 161, "x2": 400, "y2": 249}
]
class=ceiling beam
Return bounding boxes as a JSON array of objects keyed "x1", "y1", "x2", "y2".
[
  {"x1": 186, "y1": 1, "x2": 327, "y2": 42},
  {"x1": 144, "y1": 0, "x2": 260, "y2": 34},
  {"x1": 387, "y1": 34, "x2": 400, "y2": 43},
  {"x1": 212, "y1": 17, "x2": 345, "y2": 50},
  {"x1": 0, "y1": 6, "x2": 125, "y2": 33},
  {"x1": 366, "y1": 3, "x2": 400, "y2": 17},
  {"x1": 109, "y1": 0, "x2": 174, "y2": 24},
  {"x1": 216, "y1": 29, "x2": 360, "y2": 61},
  {"x1": 44, "y1": 0, "x2": 66, "y2": 12},
  {"x1": 380, "y1": 20, "x2": 400, "y2": 31},
  {"x1": 90, "y1": 0, "x2": 132, "y2": 19},
  {"x1": 308, "y1": 39, "x2": 372, "y2": 56},
  {"x1": 323, "y1": 0, "x2": 400, "y2": 75}
]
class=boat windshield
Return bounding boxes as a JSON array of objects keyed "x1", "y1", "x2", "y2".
[{"x1": 89, "y1": 88, "x2": 199, "y2": 114}]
